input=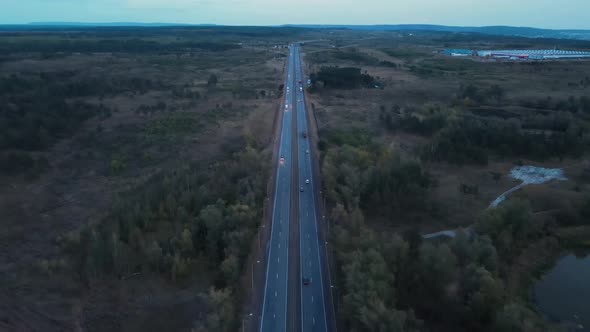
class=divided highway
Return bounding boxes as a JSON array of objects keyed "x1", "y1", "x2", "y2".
[{"x1": 260, "y1": 44, "x2": 331, "y2": 332}]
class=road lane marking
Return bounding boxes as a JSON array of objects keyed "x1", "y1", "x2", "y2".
[{"x1": 261, "y1": 49, "x2": 294, "y2": 332}]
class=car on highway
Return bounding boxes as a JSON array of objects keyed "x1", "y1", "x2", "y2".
[
  {"x1": 305, "y1": 179, "x2": 310, "y2": 184},
  {"x1": 300, "y1": 186, "x2": 304, "y2": 192},
  {"x1": 302, "y1": 277, "x2": 311, "y2": 286},
  {"x1": 302, "y1": 131, "x2": 307, "y2": 138},
  {"x1": 305, "y1": 149, "x2": 309, "y2": 154}
]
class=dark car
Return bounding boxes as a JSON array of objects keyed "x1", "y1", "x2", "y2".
[{"x1": 302, "y1": 277, "x2": 311, "y2": 286}]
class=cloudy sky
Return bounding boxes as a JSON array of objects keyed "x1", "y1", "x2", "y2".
[{"x1": 2, "y1": 0, "x2": 589, "y2": 29}]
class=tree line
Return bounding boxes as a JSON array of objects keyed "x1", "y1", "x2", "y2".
[
  {"x1": 331, "y1": 202, "x2": 546, "y2": 331},
  {"x1": 520, "y1": 95, "x2": 590, "y2": 113},
  {"x1": 321, "y1": 142, "x2": 434, "y2": 219},
  {"x1": 420, "y1": 116, "x2": 587, "y2": 164},
  {"x1": 317, "y1": 121, "x2": 562, "y2": 330},
  {"x1": 59, "y1": 144, "x2": 269, "y2": 332},
  {"x1": 310, "y1": 66, "x2": 377, "y2": 89},
  {"x1": 0, "y1": 71, "x2": 168, "y2": 175},
  {"x1": 0, "y1": 38, "x2": 241, "y2": 54},
  {"x1": 327, "y1": 166, "x2": 553, "y2": 331},
  {"x1": 378, "y1": 102, "x2": 588, "y2": 164}
]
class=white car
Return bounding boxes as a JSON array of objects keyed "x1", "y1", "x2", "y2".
[{"x1": 305, "y1": 179, "x2": 310, "y2": 184}]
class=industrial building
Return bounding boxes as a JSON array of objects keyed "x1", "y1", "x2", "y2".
[
  {"x1": 443, "y1": 48, "x2": 590, "y2": 60},
  {"x1": 442, "y1": 49, "x2": 475, "y2": 57},
  {"x1": 477, "y1": 49, "x2": 590, "y2": 60}
]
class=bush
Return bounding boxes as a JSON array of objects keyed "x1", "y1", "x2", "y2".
[
  {"x1": 311, "y1": 66, "x2": 376, "y2": 89},
  {"x1": 421, "y1": 116, "x2": 586, "y2": 164},
  {"x1": 0, "y1": 152, "x2": 49, "y2": 175}
]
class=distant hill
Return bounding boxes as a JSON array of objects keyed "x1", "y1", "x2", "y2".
[
  {"x1": 1, "y1": 23, "x2": 589, "y2": 41},
  {"x1": 0, "y1": 22, "x2": 216, "y2": 29},
  {"x1": 284, "y1": 24, "x2": 590, "y2": 41},
  {"x1": 28, "y1": 22, "x2": 216, "y2": 27}
]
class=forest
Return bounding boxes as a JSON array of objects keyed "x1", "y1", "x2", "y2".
[
  {"x1": 305, "y1": 33, "x2": 590, "y2": 331},
  {"x1": 377, "y1": 85, "x2": 590, "y2": 165},
  {"x1": 0, "y1": 72, "x2": 160, "y2": 174},
  {"x1": 0, "y1": 38, "x2": 241, "y2": 54},
  {"x1": 57, "y1": 145, "x2": 269, "y2": 332},
  {"x1": 321, "y1": 131, "x2": 577, "y2": 331},
  {"x1": 310, "y1": 66, "x2": 377, "y2": 89},
  {"x1": 0, "y1": 25, "x2": 287, "y2": 332}
]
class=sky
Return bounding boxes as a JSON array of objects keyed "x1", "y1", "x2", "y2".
[{"x1": 1, "y1": 0, "x2": 590, "y2": 29}]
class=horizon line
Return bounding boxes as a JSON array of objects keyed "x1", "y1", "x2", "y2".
[{"x1": 0, "y1": 22, "x2": 589, "y2": 31}]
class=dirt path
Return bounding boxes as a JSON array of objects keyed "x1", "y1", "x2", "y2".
[{"x1": 423, "y1": 165, "x2": 568, "y2": 239}]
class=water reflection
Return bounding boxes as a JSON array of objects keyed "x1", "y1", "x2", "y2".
[{"x1": 534, "y1": 252, "x2": 590, "y2": 331}]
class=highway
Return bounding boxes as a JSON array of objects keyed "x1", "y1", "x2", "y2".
[
  {"x1": 260, "y1": 44, "x2": 330, "y2": 332},
  {"x1": 260, "y1": 45, "x2": 295, "y2": 332},
  {"x1": 293, "y1": 45, "x2": 328, "y2": 332}
]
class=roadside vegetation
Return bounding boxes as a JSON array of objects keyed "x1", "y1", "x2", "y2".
[
  {"x1": 304, "y1": 31, "x2": 590, "y2": 331},
  {"x1": 0, "y1": 26, "x2": 307, "y2": 332},
  {"x1": 60, "y1": 145, "x2": 269, "y2": 332},
  {"x1": 3, "y1": 25, "x2": 590, "y2": 332}
]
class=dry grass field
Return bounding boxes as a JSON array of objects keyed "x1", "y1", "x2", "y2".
[
  {"x1": 302, "y1": 32, "x2": 590, "y2": 233},
  {"x1": 301, "y1": 30, "x2": 590, "y2": 332},
  {"x1": 0, "y1": 27, "x2": 312, "y2": 332}
]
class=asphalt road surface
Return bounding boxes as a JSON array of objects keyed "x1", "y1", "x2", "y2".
[
  {"x1": 294, "y1": 45, "x2": 328, "y2": 332},
  {"x1": 260, "y1": 44, "x2": 329, "y2": 332},
  {"x1": 259, "y1": 45, "x2": 295, "y2": 332}
]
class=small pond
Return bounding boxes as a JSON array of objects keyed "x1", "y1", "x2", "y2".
[{"x1": 534, "y1": 253, "x2": 590, "y2": 331}]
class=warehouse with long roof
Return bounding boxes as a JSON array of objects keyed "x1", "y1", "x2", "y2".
[{"x1": 476, "y1": 49, "x2": 590, "y2": 60}]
